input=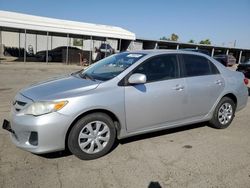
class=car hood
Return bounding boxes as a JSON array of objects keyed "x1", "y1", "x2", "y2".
[{"x1": 20, "y1": 74, "x2": 101, "y2": 101}]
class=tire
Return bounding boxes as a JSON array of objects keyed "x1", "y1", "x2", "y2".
[
  {"x1": 209, "y1": 97, "x2": 236, "y2": 129},
  {"x1": 68, "y1": 113, "x2": 116, "y2": 160}
]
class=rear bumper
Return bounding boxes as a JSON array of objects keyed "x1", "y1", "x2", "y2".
[
  {"x1": 3, "y1": 112, "x2": 73, "y2": 154},
  {"x1": 236, "y1": 86, "x2": 249, "y2": 112}
]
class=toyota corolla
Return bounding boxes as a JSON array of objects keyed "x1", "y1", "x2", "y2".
[{"x1": 2, "y1": 50, "x2": 248, "y2": 160}]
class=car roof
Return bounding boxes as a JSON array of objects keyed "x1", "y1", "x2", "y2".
[
  {"x1": 180, "y1": 48, "x2": 210, "y2": 55},
  {"x1": 124, "y1": 49, "x2": 210, "y2": 57}
]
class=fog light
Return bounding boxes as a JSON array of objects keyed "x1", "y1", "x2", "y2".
[{"x1": 29, "y1": 132, "x2": 38, "y2": 146}]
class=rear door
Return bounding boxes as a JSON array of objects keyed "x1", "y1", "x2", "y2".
[{"x1": 180, "y1": 54, "x2": 225, "y2": 118}]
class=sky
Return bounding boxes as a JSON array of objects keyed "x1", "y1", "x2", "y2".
[{"x1": 1, "y1": 0, "x2": 250, "y2": 48}]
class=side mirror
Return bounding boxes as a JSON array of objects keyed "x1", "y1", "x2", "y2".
[{"x1": 128, "y1": 73, "x2": 146, "y2": 84}]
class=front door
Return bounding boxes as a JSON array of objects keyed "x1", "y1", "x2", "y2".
[{"x1": 124, "y1": 54, "x2": 188, "y2": 132}]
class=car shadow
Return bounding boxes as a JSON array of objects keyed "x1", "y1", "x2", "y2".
[
  {"x1": 148, "y1": 181, "x2": 162, "y2": 188},
  {"x1": 37, "y1": 149, "x2": 72, "y2": 159},
  {"x1": 37, "y1": 122, "x2": 207, "y2": 159},
  {"x1": 119, "y1": 122, "x2": 206, "y2": 145}
]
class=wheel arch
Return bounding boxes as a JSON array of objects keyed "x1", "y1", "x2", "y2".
[
  {"x1": 222, "y1": 93, "x2": 237, "y2": 107},
  {"x1": 65, "y1": 109, "x2": 121, "y2": 150}
]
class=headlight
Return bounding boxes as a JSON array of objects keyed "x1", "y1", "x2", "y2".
[{"x1": 22, "y1": 101, "x2": 68, "y2": 116}]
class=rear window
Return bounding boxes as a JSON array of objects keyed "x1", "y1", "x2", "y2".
[{"x1": 182, "y1": 54, "x2": 219, "y2": 77}]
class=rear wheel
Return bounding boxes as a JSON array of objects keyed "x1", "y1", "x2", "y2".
[
  {"x1": 209, "y1": 97, "x2": 236, "y2": 129},
  {"x1": 68, "y1": 113, "x2": 116, "y2": 160}
]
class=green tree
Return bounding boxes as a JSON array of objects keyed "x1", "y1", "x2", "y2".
[
  {"x1": 188, "y1": 39, "x2": 195, "y2": 43},
  {"x1": 160, "y1": 33, "x2": 179, "y2": 41},
  {"x1": 199, "y1": 39, "x2": 211, "y2": 45},
  {"x1": 170, "y1": 33, "x2": 179, "y2": 41},
  {"x1": 160, "y1": 36, "x2": 169, "y2": 40}
]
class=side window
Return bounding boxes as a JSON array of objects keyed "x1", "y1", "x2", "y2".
[
  {"x1": 133, "y1": 54, "x2": 179, "y2": 82},
  {"x1": 182, "y1": 54, "x2": 218, "y2": 77},
  {"x1": 210, "y1": 61, "x2": 220, "y2": 74}
]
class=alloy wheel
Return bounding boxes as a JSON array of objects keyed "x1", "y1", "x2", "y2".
[
  {"x1": 218, "y1": 103, "x2": 233, "y2": 125},
  {"x1": 78, "y1": 121, "x2": 110, "y2": 154}
]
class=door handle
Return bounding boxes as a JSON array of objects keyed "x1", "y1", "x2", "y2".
[
  {"x1": 173, "y1": 84, "x2": 184, "y2": 91},
  {"x1": 215, "y1": 80, "x2": 223, "y2": 85}
]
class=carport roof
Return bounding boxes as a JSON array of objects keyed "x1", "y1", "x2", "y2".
[
  {"x1": 0, "y1": 10, "x2": 136, "y2": 40},
  {"x1": 137, "y1": 37, "x2": 250, "y2": 51}
]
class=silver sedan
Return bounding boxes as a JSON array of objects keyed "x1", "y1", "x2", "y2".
[{"x1": 2, "y1": 50, "x2": 249, "y2": 160}]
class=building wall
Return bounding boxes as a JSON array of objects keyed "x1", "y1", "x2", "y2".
[
  {"x1": 2, "y1": 31, "x2": 19, "y2": 48},
  {"x1": 107, "y1": 39, "x2": 118, "y2": 50},
  {"x1": 1, "y1": 31, "x2": 119, "y2": 53},
  {"x1": 127, "y1": 41, "x2": 143, "y2": 51},
  {"x1": 51, "y1": 36, "x2": 67, "y2": 50}
]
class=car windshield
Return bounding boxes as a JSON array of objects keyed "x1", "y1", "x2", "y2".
[{"x1": 80, "y1": 52, "x2": 145, "y2": 81}]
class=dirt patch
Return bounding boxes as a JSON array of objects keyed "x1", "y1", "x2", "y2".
[
  {"x1": 183, "y1": 145, "x2": 193, "y2": 149},
  {"x1": 0, "y1": 88, "x2": 12, "y2": 91}
]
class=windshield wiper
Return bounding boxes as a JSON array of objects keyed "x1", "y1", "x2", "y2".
[
  {"x1": 80, "y1": 72, "x2": 96, "y2": 81},
  {"x1": 71, "y1": 69, "x2": 83, "y2": 76}
]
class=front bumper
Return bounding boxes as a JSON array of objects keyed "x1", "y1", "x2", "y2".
[{"x1": 2, "y1": 112, "x2": 73, "y2": 154}]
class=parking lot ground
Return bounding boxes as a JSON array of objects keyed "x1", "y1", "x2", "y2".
[{"x1": 0, "y1": 62, "x2": 250, "y2": 188}]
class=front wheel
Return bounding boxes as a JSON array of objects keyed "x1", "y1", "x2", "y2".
[
  {"x1": 209, "y1": 97, "x2": 236, "y2": 129},
  {"x1": 68, "y1": 113, "x2": 116, "y2": 160}
]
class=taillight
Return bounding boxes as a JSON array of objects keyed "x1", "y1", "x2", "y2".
[{"x1": 244, "y1": 78, "x2": 249, "y2": 85}]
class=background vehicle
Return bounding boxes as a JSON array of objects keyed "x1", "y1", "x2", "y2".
[
  {"x1": 3, "y1": 50, "x2": 248, "y2": 160},
  {"x1": 4, "y1": 46, "x2": 32, "y2": 57},
  {"x1": 99, "y1": 43, "x2": 114, "y2": 54},
  {"x1": 36, "y1": 46, "x2": 84, "y2": 62},
  {"x1": 236, "y1": 60, "x2": 250, "y2": 78},
  {"x1": 213, "y1": 54, "x2": 236, "y2": 67}
]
